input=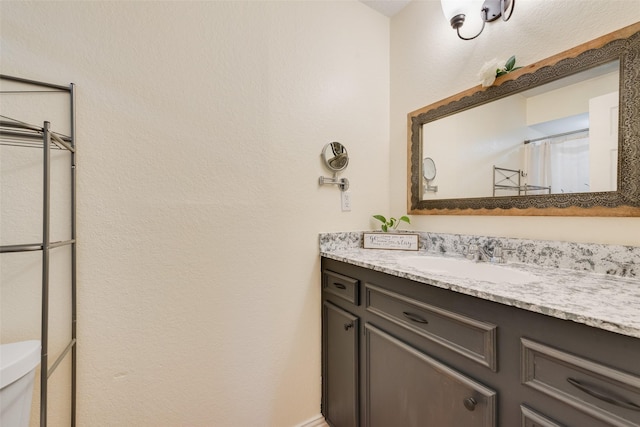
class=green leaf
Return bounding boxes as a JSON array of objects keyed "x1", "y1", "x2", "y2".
[
  {"x1": 505, "y1": 55, "x2": 516, "y2": 71},
  {"x1": 373, "y1": 215, "x2": 387, "y2": 223},
  {"x1": 496, "y1": 70, "x2": 507, "y2": 77},
  {"x1": 381, "y1": 224, "x2": 388, "y2": 232},
  {"x1": 399, "y1": 216, "x2": 410, "y2": 224}
]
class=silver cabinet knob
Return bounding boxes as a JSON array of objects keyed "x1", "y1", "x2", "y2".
[{"x1": 463, "y1": 397, "x2": 477, "y2": 411}]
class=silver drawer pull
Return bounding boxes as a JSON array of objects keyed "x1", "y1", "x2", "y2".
[
  {"x1": 402, "y1": 311, "x2": 429, "y2": 324},
  {"x1": 333, "y1": 283, "x2": 347, "y2": 290},
  {"x1": 567, "y1": 377, "x2": 640, "y2": 411}
]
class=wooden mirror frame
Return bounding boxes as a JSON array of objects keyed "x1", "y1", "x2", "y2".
[{"x1": 408, "y1": 22, "x2": 640, "y2": 216}]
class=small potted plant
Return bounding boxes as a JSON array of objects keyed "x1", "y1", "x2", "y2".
[
  {"x1": 372, "y1": 215, "x2": 411, "y2": 232},
  {"x1": 365, "y1": 215, "x2": 417, "y2": 250}
]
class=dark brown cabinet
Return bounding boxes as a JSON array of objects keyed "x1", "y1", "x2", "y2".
[
  {"x1": 323, "y1": 301, "x2": 359, "y2": 427},
  {"x1": 321, "y1": 257, "x2": 640, "y2": 427},
  {"x1": 365, "y1": 323, "x2": 496, "y2": 427},
  {"x1": 322, "y1": 260, "x2": 496, "y2": 427}
]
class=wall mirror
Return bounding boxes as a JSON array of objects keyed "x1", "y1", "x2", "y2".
[{"x1": 408, "y1": 23, "x2": 640, "y2": 216}]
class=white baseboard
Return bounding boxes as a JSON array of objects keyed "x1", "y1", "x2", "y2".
[{"x1": 296, "y1": 413, "x2": 329, "y2": 427}]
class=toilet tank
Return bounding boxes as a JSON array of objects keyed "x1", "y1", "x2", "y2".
[{"x1": 0, "y1": 340, "x2": 41, "y2": 427}]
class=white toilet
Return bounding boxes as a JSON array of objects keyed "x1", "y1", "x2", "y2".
[{"x1": 0, "y1": 340, "x2": 41, "y2": 427}]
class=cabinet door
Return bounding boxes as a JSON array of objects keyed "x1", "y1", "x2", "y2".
[
  {"x1": 365, "y1": 323, "x2": 496, "y2": 427},
  {"x1": 323, "y1": 301, "x2": 359, "y2": 427}
]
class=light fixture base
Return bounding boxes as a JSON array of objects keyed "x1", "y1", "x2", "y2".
[
  {"x1": 450, "y1": 14, "x2": 465, "y2": 29},
  {"x1": 482, "y1": 0, "x2": 513, "y2": 22}
]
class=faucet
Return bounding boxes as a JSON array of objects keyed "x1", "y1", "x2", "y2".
[
  {"x1": 467, "y1": 244, "x2": 491, "y2": 262},
  {"x1": 466, "y1": 243, "x2": 513, "y2": 263}
]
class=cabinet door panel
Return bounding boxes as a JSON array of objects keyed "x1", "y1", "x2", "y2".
[
  {"x1": 365, "y1": 323, "x2": 496, "y2": 427},
  {"x1": 323, "y1": 302, "x2": 359, "y2": 427}
]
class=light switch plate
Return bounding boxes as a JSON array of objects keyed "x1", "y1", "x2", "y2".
[{"x1": 341, "y1": 191, "x2": 352, "y2": 212}]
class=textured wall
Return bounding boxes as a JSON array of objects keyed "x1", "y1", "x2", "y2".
[
  {"x1": 0, "y1": 2, "x2": 389, "y2": 426},
  {"x1": 390, "y1": 0, "x2": 640, "y2": 245},
  {"x1": 4, "y1": 1, "x2": 639, "y2": 426}
]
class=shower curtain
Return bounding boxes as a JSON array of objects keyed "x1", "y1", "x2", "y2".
[{"x1": 524, "y1": 133, "x2": 590, "y2": 194}]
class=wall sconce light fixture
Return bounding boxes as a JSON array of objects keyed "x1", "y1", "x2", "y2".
[{"x1": 441, "y1": 0, "x2": 515, "y2": 40}]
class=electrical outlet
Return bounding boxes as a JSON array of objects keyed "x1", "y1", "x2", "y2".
[{"x1": 341, "y1": 191, "x2": 352, "y2": 212}]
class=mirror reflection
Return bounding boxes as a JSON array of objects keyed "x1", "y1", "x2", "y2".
[
  {"x1": 422, "y1": 157, "x2": 438, "y2": 193},
  {"x1": 322, "y1": 141, "x2": 349, "y2": 172},
  {"x1": 421, "y1": 61, "x2": 619, "y2": 200}
]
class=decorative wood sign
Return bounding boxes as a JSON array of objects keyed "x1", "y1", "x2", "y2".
[{"x1": 363, "y1": 233, "x2": 419, "y2": 251}]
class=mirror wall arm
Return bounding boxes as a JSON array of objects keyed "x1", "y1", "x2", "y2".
[
  {"x1": 319, "y1": 175, "x2": 349, "y2": 191},
  {"x1": 425, "y1": 182, "x2": 438, "y2": 193}
]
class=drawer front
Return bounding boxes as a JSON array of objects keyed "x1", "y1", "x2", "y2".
[
  {"x1": 521, "y1": 337, "x2": 640, "y2": 427},
  {"x1": 366, "y1": 283, "x2": 497, "y2": 371},
  {"x1": 520, "y1": 405, "x2": 565, "y2": 427},
  {"x1": 323, "y1": 269, "x2": 359, "y2": 305}
]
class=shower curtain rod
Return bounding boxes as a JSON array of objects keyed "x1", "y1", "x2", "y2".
[{"x1": 524, "y1": 128, "x2": 589, "y2": 144}]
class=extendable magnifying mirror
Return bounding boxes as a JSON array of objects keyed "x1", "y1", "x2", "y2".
[
  {"x1": 322, "y1": 141, "x2": 349, "y2": 172},
  {"x1": 423, "y1": 157, "x2": 438, "y2": 193},
  {"x1": 319, "y1": 142, "x2": 349, "y2": 191}
]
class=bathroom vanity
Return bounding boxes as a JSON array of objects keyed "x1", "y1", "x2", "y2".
[{"x1": 320, "y1": 233, "x2": 640, "y2": 427}]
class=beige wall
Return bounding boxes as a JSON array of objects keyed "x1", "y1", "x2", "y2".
[
  {"x1": 390, "y1": 0, "x2": 640, "y2": 245},
  {"x1": 0, "y1": 2, "x2": 389, "y2": 426},
  {"x1": 3, "y1": 1, "x2": 640, "y2": 426}
]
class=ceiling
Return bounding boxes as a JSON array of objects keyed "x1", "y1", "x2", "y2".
[{"x1": 360, "y1": 0, "x2": 412, "y2": 17}]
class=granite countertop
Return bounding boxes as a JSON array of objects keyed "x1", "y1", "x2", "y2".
[{"x1": 319, "y1": 233, "x2": 640, "y2": 339}]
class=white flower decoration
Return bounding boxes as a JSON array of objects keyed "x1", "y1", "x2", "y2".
[{"x1": 478, "y1": 58, "x2": 505, "y2": 87}]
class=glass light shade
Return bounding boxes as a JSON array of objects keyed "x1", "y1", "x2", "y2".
[{"x1": 441, "y1": 0, "x2": 472, "y2": 20}]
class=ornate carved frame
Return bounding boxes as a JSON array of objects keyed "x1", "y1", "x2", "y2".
[{"x1": 408, "y1": 23, "x2": 640, "y2": 216}]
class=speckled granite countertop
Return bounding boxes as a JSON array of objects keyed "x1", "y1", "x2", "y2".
[{"x1": 319, "y1": 232, "x2": 640, "y2": 339}]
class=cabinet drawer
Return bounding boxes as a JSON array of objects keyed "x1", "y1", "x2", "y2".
[
  {"x1": 521, "y1": 337, "x2": 640, "y2": 427},
  {"x1": 323, "y1": 269, "x2": 359, "y2": 305},
  {"x1": 365, "y1": 283, "x2": 497, "y2": 371},
  {"x1": 520, "y1": 405, "x2": 564, "y2": 427}
]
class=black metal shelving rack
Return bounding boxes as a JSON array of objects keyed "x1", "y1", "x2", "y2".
[{"x1": 0, "y1": 74, "x2": 76, "y2": 427}]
